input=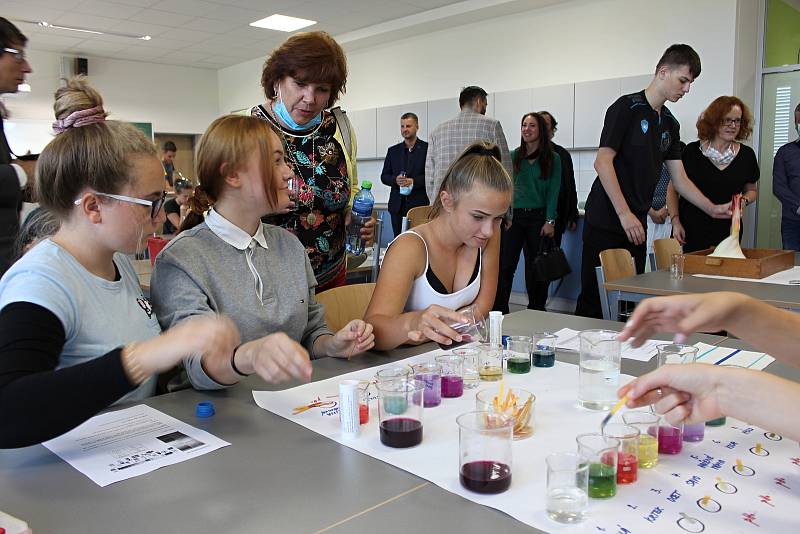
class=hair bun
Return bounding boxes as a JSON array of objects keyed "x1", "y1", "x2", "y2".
[{"x1": 53, "y1": 75, "x2": 107, "y2": 120}]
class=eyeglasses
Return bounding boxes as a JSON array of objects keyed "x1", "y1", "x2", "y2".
[
  {"x1": 73, "y1": 191, "x2": 167, "y2": 219},
  {"x1": 2, "y1": 47, "x2": 26, "y2": 63},
  {"x1": 722, "y1": 118, "x2": 742, "y2": 127}
]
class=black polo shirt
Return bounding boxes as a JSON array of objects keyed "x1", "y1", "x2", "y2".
[{"x1": 584, "y1": 90, "x2": 682, "y2": 235}]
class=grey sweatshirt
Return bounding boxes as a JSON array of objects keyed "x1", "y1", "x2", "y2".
[{"x1": 150, "y1": 220, "x2": 331, "y2": 390}]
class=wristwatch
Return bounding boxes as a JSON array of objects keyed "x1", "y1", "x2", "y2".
[{"x1": 545, "y1": 219, "x2": 556, "y2": 226}]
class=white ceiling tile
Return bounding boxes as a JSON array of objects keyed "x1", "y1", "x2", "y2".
[
  {"x1": 26, "y1": 33, "x2": 85, "y2": 47},
  {"x1": 128, "y1": 8, "x2": 197, "y2": 26},
  {"x1": 73, "y1": 0, "x2": 144, "y2": 19},
  {"x1": 231, "y1": 0, "x2": 297, "y2": 10},
  {"x1": 104, "y1": 0, "x2": 160, "y2": 6},
  {"x1": 181, "y1": 17, "x2": 241, "y2": 33},
  {"x1": 106, "y1": 20, "x2": 173, "y2": 37},
  {"x1": 149, "y1": 0, "x2": 220, "y2": 17},
  {"x1": 203, "y1": 54, "x2": 249, "y2": 63},
  {"x1": 283, "y1": 3, "x2": 346, "y2": 21},
  {"x1": 28, "y1": 0, "x2": 86, "y2": 10},
  {"x1": 201, "y1": 4, "x2": 268, "y2": 23},
  {"x1": 155, "y1": 28, "x2": 216, "y2": 42},
  {"x1": 68, "y1": 39, "x2": 129, "y2": 54},
  {"x1": 161, "y1": 50, "x2": 213, "y2": 62},
  {"x1": 52, "y1": 12, "x2": 122, "y2": 32},
  {"x1": 4, "y1": 2, "x2": 67, "y2": 22}
]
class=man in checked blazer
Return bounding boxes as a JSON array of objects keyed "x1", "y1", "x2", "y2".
[{"x1": 425, "y1": 86, "x2": 512, "y2": 201}]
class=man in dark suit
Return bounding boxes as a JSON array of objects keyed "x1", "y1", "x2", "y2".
[
  {"x1": 0, "y1": 18, "x2": 34, "y2": 274},
  {"x1": 380, "y1": 112, "x2": 429, "y2": 237}
]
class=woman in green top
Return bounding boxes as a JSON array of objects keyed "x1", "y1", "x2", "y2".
[{"x1": 494, "y1": 112, "x2": 561, "y2": 312}]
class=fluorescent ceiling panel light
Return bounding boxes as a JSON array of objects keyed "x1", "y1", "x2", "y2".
[
  {"x1": 249, "y1": 14, "x2": 316, "y2": 32},
  {"x1": 18, "y1": 83, "x2": 30, "y2": 92}
]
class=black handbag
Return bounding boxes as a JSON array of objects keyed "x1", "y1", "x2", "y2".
[{"x1": 531, "y1": 236, "x2": 572, "y2": 282}]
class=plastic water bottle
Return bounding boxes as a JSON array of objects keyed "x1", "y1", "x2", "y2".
[{"x1": 346, "y1": 180, "x2": 374, "y2": 256}]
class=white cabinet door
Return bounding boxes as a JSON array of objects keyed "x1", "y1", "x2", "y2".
[
  {"x1": 620, "y1": 74, "x2": 652, "y2": 96},
  {"x1": 427, "y1": 97, "x2": 459, "y2": 134},
  {"x1": 574, "y1": 78, "x2": 622, "y2": 148},
  {"x1": 492, "y1": 88, "x2": 531, "y2": 154},
  {"x1": 347, "y1": 108, "x2": 377, "y2": 159},
  {"x1": 376, "y1": 101, "x2": 428, "y2": 157},
  {"x1": 532, "y1": 83, "x2": 575, "y2": 148}
]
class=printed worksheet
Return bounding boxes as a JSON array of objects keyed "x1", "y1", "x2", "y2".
[{"x1": 43, "y1": 404, "x2": 230, "y2": 487}]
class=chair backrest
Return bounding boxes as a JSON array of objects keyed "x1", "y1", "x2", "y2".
[
  {"x1": 316, "y1": 283, "x2": 376, "y2": 332},
  {"x1": 599, "y1": 248, "x2": 635, "y2": 283},
  {"x1": 653, "y1": 238, "x2": 682, "y2": 270},
  {"x1": 406, "y1": 205, "x2": 433, "y2": 229}
]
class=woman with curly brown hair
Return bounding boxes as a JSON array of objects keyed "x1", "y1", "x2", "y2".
[
  {"x1": 251, "y1": 31, "x2": 373, "y2": 291},
  {"x1": 668, "y1": 96, "x2": 759, "y2": 252}
]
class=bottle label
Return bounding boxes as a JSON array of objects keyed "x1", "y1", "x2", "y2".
[{"x1": 352, "y1": 199, "x2": 373, "y2": 218}]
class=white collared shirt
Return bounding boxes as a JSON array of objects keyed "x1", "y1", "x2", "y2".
[{"x1": 205, "y1": 209, "x2": 268, "y2": 304}]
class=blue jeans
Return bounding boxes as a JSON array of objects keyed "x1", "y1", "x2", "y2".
[{"x1": 782, "y1": 218, "x2": 800, "y2": 251}]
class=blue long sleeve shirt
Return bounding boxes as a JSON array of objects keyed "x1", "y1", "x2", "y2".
[{"x1": 773, "y1": 140, "x2": 800, "y2": 221}]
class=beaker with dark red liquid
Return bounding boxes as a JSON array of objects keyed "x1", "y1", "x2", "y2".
[
  {"x1": 377, "y1": 379, "x2": 424, "y2": 448},
  {"x1": 456, "y1": 411, "x2": 513, "y2": 494}
]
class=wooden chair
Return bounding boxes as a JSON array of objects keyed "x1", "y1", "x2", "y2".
[
  {"x1": 316, "y1": 283, "x2": 376, "y2": 332},
  {"x1": 596, "y1": 249, "x2": 636, "y2": 321},
  {"x1": 653, "y1": 238, "x2": 682, "y2": 271},
  {"x1": 405, "y1": 205, "x2": 433, "y2": 229}
]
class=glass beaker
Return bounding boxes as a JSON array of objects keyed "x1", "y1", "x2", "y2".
[
  {"x1": 457, "y1": 411, "x2": 513, "y2": 494},
  {"x1": 376, "y1": 378, "x2": 424, "y2": 448},
  {"x1": 657, "y1": 344, "x2": 703, "y2": 442},
  {"x1": 533, "y1": 332, "x2": 557, "y2": 368},
  {"x1": 438, "y1": 305, "x2": 486, "y2": 349},
  {"x1": 576, "y1": 433, "x2": 620, "y2": 499},
  {"x1": 622, "y1": 410, "x2": 660, "y2": 469},
  {"x1": 375, "y1": 365, "x2": 412, "y2": 385},
  {"x1": 435, "y1": 353, "x2": 464, "y2": 398},
  {"x1": 602, "y1": 423, "x2": 640, "y2": 484},
  {"x1": 476, "y1": 342, "x2": 503, "y2": 381},
  {"x1": 505, "y1": 335, "x2": 532, "y2": 374},
  {"x1": 412, "y1": 362, "x2": 442, "y2": 408},
  {"x1": 453, "y1": 347, "x2": 480, "y2": 389},
  {"x1": 475, "y1": 386, "x2": 535, "y2": 440},
  {"x1": 546, "y1": 452, "x2": 589, "y2": 524},
  {"x1": 578, "y1": 330, "x2": 621, "y2": 410}
]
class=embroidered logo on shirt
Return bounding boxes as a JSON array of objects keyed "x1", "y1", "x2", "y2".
[
  {"x1": 137, "y1": 297, "x2": 154, "y2": 319},
  {"x1": 640, "y1": 119, "x2": 649, "y2": 134}
]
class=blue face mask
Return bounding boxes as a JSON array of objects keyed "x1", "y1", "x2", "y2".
[{"x1": 273, "y1": 87, "x2": 322, "y2": 130}]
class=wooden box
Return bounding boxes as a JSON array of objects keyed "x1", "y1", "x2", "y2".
[{"x1": 683, "y1": 248, "x2": 795, "y2": 279}]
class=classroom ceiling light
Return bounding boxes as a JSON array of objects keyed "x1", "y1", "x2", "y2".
[
  {"x1": 25, "y1": 20, "x2": 151, "y2": 40},
  {"x1": 249, "y1": 14, "x2": 316, "y2": 32},
  {"x1": 18, "y1": 83, "x2": 30, "y2": 92}
]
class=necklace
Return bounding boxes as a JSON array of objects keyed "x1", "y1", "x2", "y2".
[{"x1": 258, "y1": 103, "x2": 321, "y2": 212}]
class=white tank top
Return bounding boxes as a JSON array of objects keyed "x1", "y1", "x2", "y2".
[{"x1": 386, "y1": 230, "x2": 481, "y2": 312}]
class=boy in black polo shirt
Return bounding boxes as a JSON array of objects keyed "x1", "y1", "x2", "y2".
[{"x1": 575, "y1": 44, "x2": 731, "y2": 318}]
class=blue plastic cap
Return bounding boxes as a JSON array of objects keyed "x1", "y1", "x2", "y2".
[
  {"x1": 502, "y1": 335, "x2": 510, "y2": 348},
  {"x1": 196, "y1": 401, "x2": 215, "y2": 418}
]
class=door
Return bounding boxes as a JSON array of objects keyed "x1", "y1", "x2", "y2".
[{"x1": 757, "y1": 70, "x2": 800, "y2": 248}]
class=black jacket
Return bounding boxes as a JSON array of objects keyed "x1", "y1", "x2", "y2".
[
  {"x1": 380, "y1": 139, "x2": 430, "y2": 214},
  {"x1": 0, "y1": 117, "x2": 22, "y2": 275},
  {"x1": 553, "y1": 143, "x2": 578, "y2": 234}
]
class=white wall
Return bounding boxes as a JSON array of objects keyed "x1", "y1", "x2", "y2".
[
  {"x1": 6, "y1": 49, "x2": 220, "y2": 135},
  {"x1": 218, "y1": 0, "x2": 740, "y2": 145}
]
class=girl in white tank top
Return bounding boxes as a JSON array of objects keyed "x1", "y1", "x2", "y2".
[{"x1": 365, "y1": 141, "x2": 513, "y2": 351}]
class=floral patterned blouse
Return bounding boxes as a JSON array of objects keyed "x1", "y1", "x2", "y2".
[{"x1": 252, "y1": 105, "x2": 352, "y2": 289}]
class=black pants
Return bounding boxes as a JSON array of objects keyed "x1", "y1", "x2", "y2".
[
  {"x1": 493, "y1": 209, "x2": 550, "y2": 313},
  {"x1": 390, "y1": 211, "x2": 405, "y2": 237},
  {"x1": 574, "y1": 222, "x2": 646, "y2": 319}
]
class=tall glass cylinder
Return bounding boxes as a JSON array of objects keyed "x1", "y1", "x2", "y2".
[{"x1": 578, "y1": 330, "x2": 621, "y2": 410}]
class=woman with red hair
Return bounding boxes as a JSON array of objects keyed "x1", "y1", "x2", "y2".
[{"x1": 668, "y1": 96, "x2": 759, "y2": 252}]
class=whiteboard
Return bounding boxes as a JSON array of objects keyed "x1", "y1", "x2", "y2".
[{"x1": 4, "y1": 118, "x2": 55, "y2": 156}]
